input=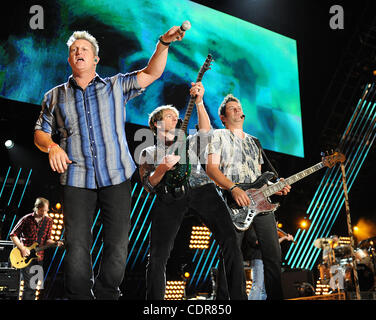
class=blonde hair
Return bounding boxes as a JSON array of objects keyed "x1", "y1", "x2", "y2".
[
  {"x1": 148, "y1": 105, "x2": 179, "y2": 135},
  {"x1": 66, "y1": 31, "x2": 99, "y2": 56},
  {"x1": 33, "y1": 197, "x2": 49, "y2": 212}
]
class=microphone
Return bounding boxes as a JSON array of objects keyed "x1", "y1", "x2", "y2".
[{"x1": 180, "y1": 21, "x2": 191, "y2": 32}]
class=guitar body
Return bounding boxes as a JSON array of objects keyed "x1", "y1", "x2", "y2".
[
  {"x1": 160, "y1": 132, "x2": 192, "y2": 198},
  {"x1": 10, "y1": 242, "x2": 39, "y2": 269},
  {"x1": 224, "y1": 172, "x2": 279, "y2": 231},
  {"x1": 223, "y1": 151, "x2": 346, "y2": 231}
]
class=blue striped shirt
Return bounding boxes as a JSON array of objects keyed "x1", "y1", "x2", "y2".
[{"x1": 35, "y1": 72, "x2": 144, "y2": 189}]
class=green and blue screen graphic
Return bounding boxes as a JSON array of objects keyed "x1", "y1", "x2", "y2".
[{"x1": 0, "y1": 0, "x2": 303, "y2": 157}]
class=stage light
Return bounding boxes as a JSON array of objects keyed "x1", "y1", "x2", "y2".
[
  {"x1": 55, "y1": 203, "x2": 61, "y2": 210},
  {"x1": 189, "y1": 226, "x2": 211, "y2": 249},
  {"x1": 50, "y1": 212, "x2": 64, "y2": 241},
  {"x1": 5, "y1": 139, "x2": 14, "y2": 149},
  {"x1": 184, "y1": 272, "x2": 190, "y2": 279},
  {"x1": 246, "y1": 280, "x2": 252, "y2": 295},
  {"x1": 164, "y1": 280, "x2": 186, "y2": 300},
  {"x1": 299, "y1": 219, "x2": 310, "y2": 229}
]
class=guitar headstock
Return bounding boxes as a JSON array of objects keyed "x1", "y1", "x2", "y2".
[
  {"x1": 322, "y1": 151, "x2": 346, "y2": 168},
  {"x1": 199, "y1": 54, "x2": 214, "y2": 75}
]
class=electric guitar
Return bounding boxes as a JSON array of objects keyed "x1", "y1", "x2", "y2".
[
  {"x1": 224, "y1": 151, "x2": 346, "y2": 231},
  {"x1": 9, "y1": 241, "x2": 62, "y2": 269},
  {"x1": 157, "y1": 54, "x2": 214, "y2": 199}
]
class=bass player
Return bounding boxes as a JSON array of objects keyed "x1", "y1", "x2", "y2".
[{"x1": 206, "y1": 94, "x2": 291, "y2": 300}]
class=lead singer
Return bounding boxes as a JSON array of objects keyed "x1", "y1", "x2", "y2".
[{"x1": 34, "y1": 24, "x2": 186, "y2": 300}]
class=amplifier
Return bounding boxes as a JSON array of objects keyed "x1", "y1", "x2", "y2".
[
  {"x1": 0, "y1": 268, "x2": 20, "y2": 299},
  {"x1": 0, "y1": 241, "x2": 14, "y2": 268}
]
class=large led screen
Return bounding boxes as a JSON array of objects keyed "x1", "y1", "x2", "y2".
[{"x1": 0, "y1": 0, "x2": 303, "y2": 157}]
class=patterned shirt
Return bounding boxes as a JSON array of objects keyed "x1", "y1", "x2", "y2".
[
  {"x1": 10, "y1": 213, "x2": 53, "y2": 261},
  {"x1": 35, "y1": 72, "x2": 144, "y2": 189},
  {"x1": 206, "y1": 129, "x2": 264, "y2": 184},
  {"x1": 139, "y1": 130, "x2": 213, "y2": 192}
]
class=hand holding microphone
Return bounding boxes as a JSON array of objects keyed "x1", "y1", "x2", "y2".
[{"x1": 159, "y1": 21, "x2": 191, "y2": 45}]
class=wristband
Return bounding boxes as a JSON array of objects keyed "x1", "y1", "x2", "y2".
[
  {"x1": 145, "y1": 177, "x2": 155, "y2": 193},
  {"x1": 229, "y1": 184, "x2": 237, "y2": 191},
  {"x1": 47, "y1": 143, "x2": 59, "y2": 153},
  {"x1": 158, "y1": 35, "x2": 171, "y2": 46},
  {"x1": 196, "y1": 101, "x2": 204, "y2": 107}
]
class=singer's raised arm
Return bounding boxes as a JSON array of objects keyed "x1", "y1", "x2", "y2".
[{"x1": 137, "y1": 24, "x2": 187, "y2": 88}]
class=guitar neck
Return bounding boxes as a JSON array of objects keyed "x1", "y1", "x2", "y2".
[
  {"x1": 180, "y1": 72, "x2": 206, "y2": 133},
  {"x1": 35, "y1": 243, "x2": 56, "y2": 252},
  {"x1": 263, "y1": 162, "x2": 325, "y2": 197}
]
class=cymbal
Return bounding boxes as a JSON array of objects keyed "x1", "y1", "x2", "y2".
[{"x1": 314, "y1": 238, "x2": 331, "y2": 249}]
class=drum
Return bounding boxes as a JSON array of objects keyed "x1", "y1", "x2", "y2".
[
  {"x1": 346, "y1": 263, "x2": 374, "y2": 291},
  {"x1": 354, "y1": 248, "x2": 368, "y2": 261},
  {"x1": 329, "y1": 265, "x2": 345, "y2": 290},
  {"x1": 357, "y1": 263, "x2": 374, "y2": 291}
]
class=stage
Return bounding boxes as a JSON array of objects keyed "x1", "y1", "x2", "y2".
[{"x1": 1, "y1": 0, "x2": 376, "y2": 304}]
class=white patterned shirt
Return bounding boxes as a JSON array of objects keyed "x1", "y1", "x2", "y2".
[{"x1": 206, "y1": 129, "x2": 263, "y2": 184}]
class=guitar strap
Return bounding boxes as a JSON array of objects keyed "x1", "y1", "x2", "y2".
[
  {"x1": 252, "y1": 137, "x2": 279, "y2": 179},
  {"x1": 194, "y1": 126, "x2": 206, "y2": 172},
  {"x1": 36, "y1": 216, "x2": 47, "y2": 245}
]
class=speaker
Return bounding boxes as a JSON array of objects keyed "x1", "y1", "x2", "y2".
[
  {"x1": 0, "y1": 268, "x2": 20, "y2": 299},
  {"x1": 0, "y1": 241, "x2": 14, "y2": 268},
  {"x1": 281, "y1": 268, "x2": 314, "y2": 299}
]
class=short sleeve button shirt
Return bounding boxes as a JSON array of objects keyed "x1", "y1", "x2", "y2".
[{"x1": 35, "y1": 72, "x2": 144, "y2": 189}]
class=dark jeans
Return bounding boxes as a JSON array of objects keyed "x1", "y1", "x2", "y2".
[
  {"x1": 217, "y1": 212, "x2": 283, "y2": 300},
  {"x1": 21, "y1": 260, "x2": 43, "y2": 300},
  {"x1": 146, "y1": 183, "x2": 247, "y2": 300},
  {"x1": 62, "y1": 180, "x2": 132, "y2": 300}
]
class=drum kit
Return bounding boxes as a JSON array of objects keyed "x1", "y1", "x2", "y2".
[{"x1": 315, "y1": 236, "x2": 376, "y2": 292}]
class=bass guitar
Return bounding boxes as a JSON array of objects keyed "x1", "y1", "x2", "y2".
[
  {"x1": 224, "y1": 151, "x2": 345, "y2": 231},
  {"x1": 10, "y1": 241, "x2": 62, "y2": 269},
  {"x1": 158, "y1": 54, "x2": 213, "y2": 199}
]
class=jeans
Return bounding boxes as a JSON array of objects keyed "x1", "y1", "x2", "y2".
[
  {"x1": 62, "y1": 180, "x2": 132, "y2": 300},
  {"x1": 251, "y1": 213, "x2": 283, "y2": 300},
  {"x1": 248, "y1": 259, "x2": 267, "y2": 300},
  {"x1": 217, "y1": 212, "x2": 283, "y2": 300},
  {"x1": 146, "y1": 183, "x2": 247, "y2": 300}
]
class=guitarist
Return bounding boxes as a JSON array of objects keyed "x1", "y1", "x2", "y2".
[
  {"x1": 10, "y1": 197, "x2": 62, "y2": 300},
  {"x1": 139, "y1": 82, "x2": 247, "y2": 300},
  {"x1": 206, "y1": 94, "x2": 291, "y2": 300}
]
